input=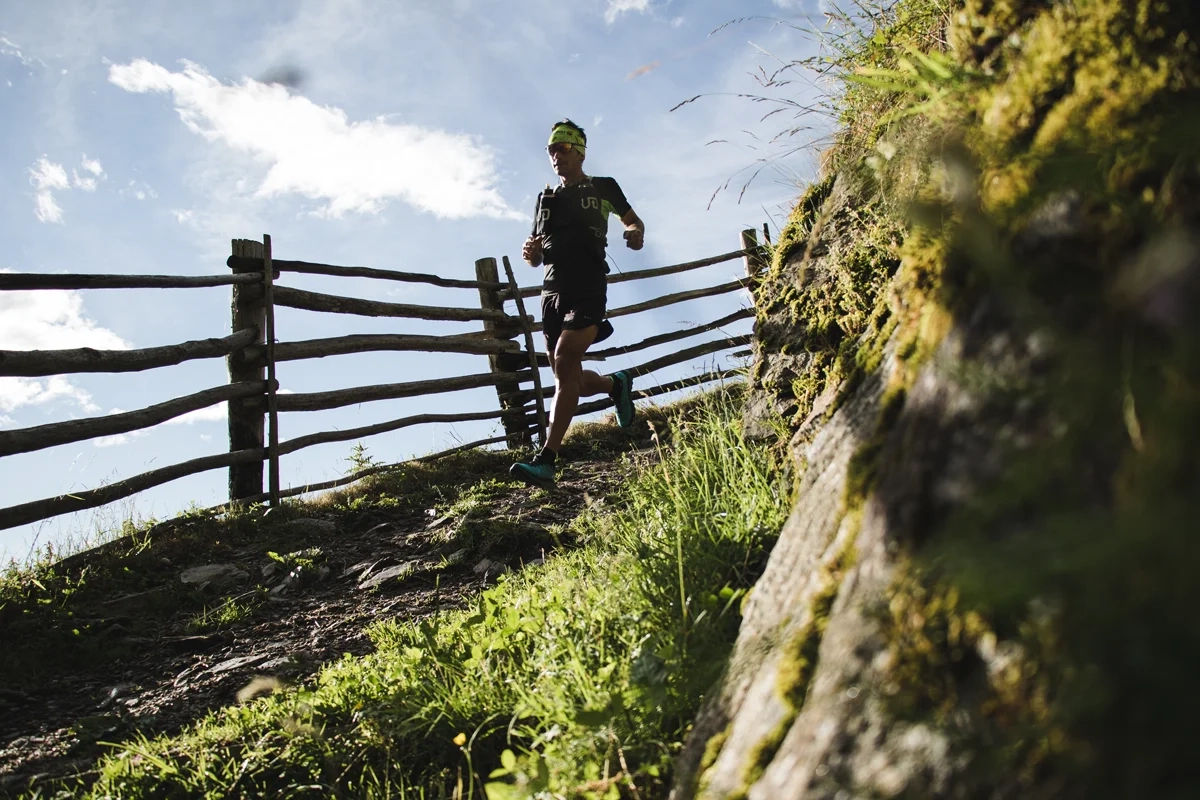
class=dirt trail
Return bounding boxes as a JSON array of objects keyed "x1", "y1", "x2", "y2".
[{"x1": 0, "y1": 456, "x2": 630, "y2": 796}]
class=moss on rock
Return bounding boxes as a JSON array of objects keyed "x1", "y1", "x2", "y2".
[
  {"x1": 744, "y1": 0, "x2": 1200, "y2": 794},
  {"x1": 751, "y1": 174, "x2": 906, "y2": 432}
]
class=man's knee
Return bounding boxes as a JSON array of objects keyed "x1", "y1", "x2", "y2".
[
  {"x1": 554, "y1": 328, "x2": 594, "y2": 367},
  {"x1": 552, "y1": 347, "x2": 583, "y2": 380}
]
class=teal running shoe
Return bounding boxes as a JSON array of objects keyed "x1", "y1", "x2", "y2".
[
  {"x1": 509, "y1": 458, "x2": 556, "y2": 490},
  {"x1": 611, "y1": 370, "x2": 635, "y2": 428}
]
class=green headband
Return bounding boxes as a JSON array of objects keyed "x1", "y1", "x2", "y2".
[{"x1": 548, "y1": 125, "x2": 586, "y2": 154}]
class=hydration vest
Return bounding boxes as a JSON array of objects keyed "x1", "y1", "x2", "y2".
[{"x1": 535, "y1": 179, "x2": 609, "y2": 264}]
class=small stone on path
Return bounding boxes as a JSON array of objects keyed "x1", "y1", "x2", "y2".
[
  {"x1": 472, "y1": 558, "x2": 509, "y2": 578},
  {"x1": 257, "y1": 656, "x2": 294, "y2": 671},
  {"x1": 97, "y1": 683, "x2": 136, "y2": 710},
  {"x1": 341, "y1": 559, "x2": 377, "y2": 578},
  {"x1": 358, "y1": 561, "x2": 416, "y2": 589},
  {"x1": 425, "y1": 514, "x2": 454, "y2": 530},
  {"x1": 180, "y1": 564, "x2": 249, "y2": 588},
  {"x1": 209, "y1": 654, "x2": 269, "y2": 675}
]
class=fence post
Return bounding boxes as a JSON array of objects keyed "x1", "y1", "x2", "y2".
[
  {"x1": 228, "y1": 238, "x2": 266, "y2": 502},
  {"x1": 475, "y1": 257, "x2": 533, "y2": 448},
  {"x1": 740, "y1": 228, "x2": 768, "y2": 280}
]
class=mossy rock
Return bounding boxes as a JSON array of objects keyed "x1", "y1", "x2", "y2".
[{"x1": 715, "y1": 0, "x2": 1200, "y2": 796}]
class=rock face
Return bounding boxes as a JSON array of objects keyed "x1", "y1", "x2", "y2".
[
  {"x1": 686, "y1": 358, "x2": 894, "y2": 799},
  {"x1": 742, "y1": 173, "x2": 897, "y2": 444},
  {"x1": 674, "y1": 2, "x2": 1200, "y2": 797},
  {"x1": 682, "y1": 305, "x2": 1043, "y2": 798}
]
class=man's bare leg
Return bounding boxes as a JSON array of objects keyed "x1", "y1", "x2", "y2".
[
  {"x1": 547, "y1": 351, "x2": 612, "y2": 419},
  {"x1": 545, "y1": 326, "x2": 610, "y2": 453},
  {"x1": 579, "y1": 369, "x2": 612, "y2": 396},
  {"x1": 509, "y1": 327, "x2": 620, "y2": 489}
]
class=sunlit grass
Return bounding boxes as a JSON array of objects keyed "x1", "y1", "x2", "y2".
[
  {"x1": 185, "y1": 594, "x2": 261, "y2": 634},
  {"x1": 38, "y1": 385, "x2": 791, "y2": 799}
]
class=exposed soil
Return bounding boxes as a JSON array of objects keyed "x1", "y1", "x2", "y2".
[{"x1": 0, "y1": 454, "x2": 632, "y2": 797}]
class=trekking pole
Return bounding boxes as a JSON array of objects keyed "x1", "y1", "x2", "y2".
[{"x1": 502, "y1": 255, "x2": 549, "y2": 448}]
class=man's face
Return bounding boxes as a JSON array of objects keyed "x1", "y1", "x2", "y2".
[{"x1": 548, "y1": 142, "x2": 584, "y2": 176}]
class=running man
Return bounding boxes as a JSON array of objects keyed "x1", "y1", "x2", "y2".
[{"x1": 509, "y1": 119, "x2": 645, "y2": 490}]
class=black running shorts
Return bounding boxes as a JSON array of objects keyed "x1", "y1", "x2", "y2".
[{"x1": 541, "y1": 292, "x2": 610, "y2": 353}]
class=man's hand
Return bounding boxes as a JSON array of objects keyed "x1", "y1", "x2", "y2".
[
  {"x1": 522, "y1": 235, "x2": 544, "y2": 267},
  {"x1": 620, "y1": 209, "x2": 645, "y2": 251},
  {"x1": 623, "y1": 226, "x2": 644, "y2": 251}
]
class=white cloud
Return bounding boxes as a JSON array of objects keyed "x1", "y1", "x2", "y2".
[
  {"x1": 0, "y1": 279, "x2": 128, "y2": 352},
  {"x1": 28, "y1": 158, "x2": 69, "y2": 223},
  {"x1": 28, "y1": 155, "x2": 107, "y2": 221},
  {"x1": 0, "y1": 375, "x2": 98, "y2": 415},
  {"x1": 108, "y1": 59, "x2": 524, "y2": 221},
  {"x1": 94, "y1": 432, "x2": 134, "y2": 448},
  {"x1": 171, "y1": 209, "x2": 194, "y2": 223},
  {"x1": 671, "y1": 16, "x2": 685, "y2": 27},
  {"x1": 120, "y1": 179, "x2": 156, "y2": 202},
  {"x1": 605, "y1": 0, "x2": 652, "y2": 24},
  {"x1": 0, "y1": 275, "x2": 128, "y2": 415},
  {"x1": 0, "y1": 36, "x2": 46, "y2": 69},
  {"x1": 33, "y1": 191, "x2": 65, "y2": 224}
]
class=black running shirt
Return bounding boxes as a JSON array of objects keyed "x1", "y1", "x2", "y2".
[{"x1": 534, "y1": 176, "x2": 632, "y2": 296}]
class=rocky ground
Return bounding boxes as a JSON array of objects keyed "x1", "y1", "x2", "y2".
[{"x1": 0, "y1": 452, "x2": 632, "y2": 796}]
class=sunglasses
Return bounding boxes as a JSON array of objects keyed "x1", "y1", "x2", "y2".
[{"x1": 547, "y1": 142, "x2": 578, "y2": 156}]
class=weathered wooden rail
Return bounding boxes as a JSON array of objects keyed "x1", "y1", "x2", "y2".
[{"x1": 0, "y1": 227, "x2": 768, "y2": 533}]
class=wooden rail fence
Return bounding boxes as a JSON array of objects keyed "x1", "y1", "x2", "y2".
[{"x1": 0, "y1": 228, "x2": 768, "y2": 533}]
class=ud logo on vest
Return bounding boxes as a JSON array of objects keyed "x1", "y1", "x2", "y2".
[{"x1": 581, "y1": 196, "x2": 600, "y2": 210}]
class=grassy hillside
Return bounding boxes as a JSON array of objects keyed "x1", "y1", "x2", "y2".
[
  {"x1": 6, "y1": 386, "x2": 793, "y2": 798},
  {"x1": 7, "y1": 1, "x2": 1200, "y2": 796}
]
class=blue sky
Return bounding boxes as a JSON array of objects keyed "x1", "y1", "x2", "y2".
[{"x1": 0, "y1": 0, "x2": 830, "y2": 563}]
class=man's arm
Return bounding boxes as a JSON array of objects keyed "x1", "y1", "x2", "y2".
[{"x1": 621, "y1": 209, "x2": 644, "y2": 251}]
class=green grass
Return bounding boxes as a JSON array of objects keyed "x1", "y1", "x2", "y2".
[
  {"x1": 21, "y1": 386, "x2": 790, "y2": 799},
  {"x1": 0, "y1": 390, "x2": 714, "y2": 693},
  {"x1": 185, "y1": 594, "x2": 261, "y2": 635},
  {"x1": 0, "y1": 447, "x2": 518, "y2": 690}
]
